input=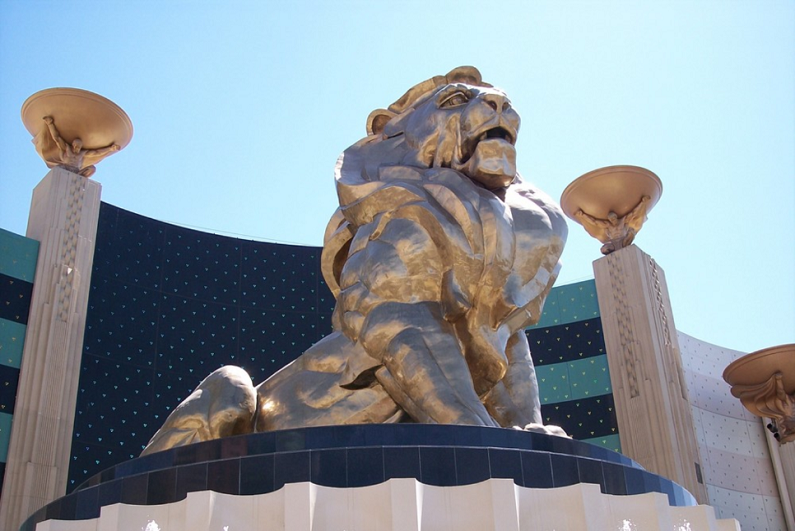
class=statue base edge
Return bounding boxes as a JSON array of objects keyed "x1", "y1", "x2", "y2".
[{"x1": 22, "y1": 424, "x2": 698, "y2": 530}]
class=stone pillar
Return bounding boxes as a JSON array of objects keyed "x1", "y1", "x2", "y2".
[
  {"x1": 593, "y1": 244, "x2": 708, "y2": 504},
  {"x1": 765, "y1": 425, "x2": 795, "y2": 530},
  {"x1": 0, "y1": 167, "x2": 101, "y2": 530}
]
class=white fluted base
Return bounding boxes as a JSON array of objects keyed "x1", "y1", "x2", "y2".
[{"x1": 36, "y1": 479, "x2": 739, "y2": 531}]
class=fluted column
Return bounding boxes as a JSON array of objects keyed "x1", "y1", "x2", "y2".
[
  {"x1": 593, "y1": 244, "x2": 708, "y2": 503},
  {"x1": 0, "y1": 167, "x2": 101, "y2": 530}
]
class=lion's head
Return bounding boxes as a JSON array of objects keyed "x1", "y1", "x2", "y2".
[
  {"x1": 325, "y1": 67, "x2": 559, "y2": 301},
  {"x1": 337, "y1": 66, "x2": 522, "y2": 193}
]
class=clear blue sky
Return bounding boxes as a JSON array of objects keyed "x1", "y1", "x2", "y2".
[{"x1": 1, "y1": 0, "x2": 792, "y2": 354}]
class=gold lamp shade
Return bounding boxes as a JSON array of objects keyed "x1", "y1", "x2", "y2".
[
  {"x1": 22, "y1": 88, "x2": 133, "y2": 172},
  {"x1": 724, "y1": 344, "x2": 795, "y2": 396},
  {"x1": 560, "y1": 165, "x2": 662, "y2": 222},
  {"x1": 723, "y1": 344, "x2": 795, "y2": 443},
  {"x1": 560, "y1": 165, "x2": 662, "y2": 254}
]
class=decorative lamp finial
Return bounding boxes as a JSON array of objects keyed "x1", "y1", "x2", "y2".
[
  {"x1": 561, "y1": 165, "x2": 662, "y2": 255},
  {"x1": 21, "y1": 88, "x2": 132, "y2": 178}
]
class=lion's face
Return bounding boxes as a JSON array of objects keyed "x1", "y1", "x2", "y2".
[{"x1": 378, "y1": 83, "x2": 521, "y2": 190}]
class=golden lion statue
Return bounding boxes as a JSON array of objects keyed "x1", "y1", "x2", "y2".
[{"x1": 142, "y1": 67, "x2": 568, "y2": 455}]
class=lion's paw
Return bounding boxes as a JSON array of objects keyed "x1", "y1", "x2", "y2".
[{"x1": 514, "y1": 423, "x2": 570, "y2": 438}]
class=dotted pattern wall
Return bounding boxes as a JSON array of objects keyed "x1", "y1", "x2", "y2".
[
  {"x1": 70, "y1": 206, "x2": 621, "y2": 489},
  {"x1": 0, "y1": 228, "x2": 39, "y2": 497},
  {"x1": 678, "y1": 331, "x2": 787, "y2": 531},
  {"x1": 70, "y1": 204, "x2": 335, "y2": 489},
  {"x1": 527, "y1": 281, "x2": 620, "y2": 451}
]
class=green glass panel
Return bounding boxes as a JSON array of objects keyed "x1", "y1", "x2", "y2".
[
  {"x1": 530, "y1": 279, "x2": 600, "y2": 329},
  {"x1": 536, "y1": 363, "x2": 571, "y2": 404},
  {"x1": 537, "y1": 291, "x2": 561, "y2": 326},
  {"x1": 0, "y1": 229, "x2": 39, "y2": 282},
  {"x1": 0, "y1": 412, "x2": 12, "y2": 462},
  {"x1": 568, "y1": 355, "x2": 612, "y2": 399},
  {"x1": 0, "y1": 319, "x2": 26, "y2": 368}
]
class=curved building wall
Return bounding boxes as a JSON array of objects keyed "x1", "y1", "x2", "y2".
[
  {"x1": 67, "y1": 203, "x2": 621, "y2": 490},
  {"x1": 69, "y1": 203, "x2": 335, "y2": 489},
  {"x1": 679, "y1": 331, "x2": 787, "y2": 530}
]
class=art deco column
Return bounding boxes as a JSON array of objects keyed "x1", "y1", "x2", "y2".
[
  {"x1": 562, "y1": 166, "x2": 708, "y2": 504},
  {"x1": 0, "y1": 168, "x2": 102, "y2": 529},
  {"x1": 0, "y1": 89, "x2": 131, "y2": 531},
  {"x1": 593, "y1": 245, "x2": 707, "y2": 503}
]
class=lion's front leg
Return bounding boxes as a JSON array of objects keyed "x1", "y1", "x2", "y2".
[
  {"x1": 482, "y1": 331, "x2": 544, "y2": 427},
  {"x1": 483, "y1": 331, "x2": 568, "y2": 436},
  {"x1": 360, "y1": 301, "x2": 498, "y2": 427}
]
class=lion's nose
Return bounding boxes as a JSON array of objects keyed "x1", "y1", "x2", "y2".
[{"x1": 482, "y1": 93, "x2": 510, "y2": 113}]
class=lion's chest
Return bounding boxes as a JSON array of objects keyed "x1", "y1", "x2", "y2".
[
  {"x1": 485, "y1": 190, "x2": 554, "y2": 269},
  {"x1": 468, "y1": 186, "x2": 561, "y2": 330},
  {"x1": 508, "y1": 197, "x2": 557, "y2": 278}
]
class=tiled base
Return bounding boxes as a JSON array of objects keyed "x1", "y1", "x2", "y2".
[{"x1": 24, "y1": 424, "x2": 698, "y2": 530}]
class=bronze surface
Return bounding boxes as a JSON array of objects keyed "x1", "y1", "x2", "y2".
[
  {"x1": 724, "y1": 345, "x2": 795, "y2": 393},
  {"x1": 561, "y1": 165, "x2": 661, "y2": 253},
  {"x1": 561, "y1": 165, "x2": 662, "y2": 221},
  {"x1": 723, "y1": 344, "x2": 795, "y2": 443},
  {"x1": 143, "y1": 66, "x2": 568, "y2": 455},
  {"x1": 22, "y1": 88, "x2": 132, "y2": 172}
]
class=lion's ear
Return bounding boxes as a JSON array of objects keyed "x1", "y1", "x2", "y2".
[{"x1": 367, "y1": 108, "x2": 397, "y2": 136}]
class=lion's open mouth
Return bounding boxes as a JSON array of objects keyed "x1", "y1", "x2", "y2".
[
  {"x1": 480, "y1": 127, "x2": 514, "y2": 144},
  {"x1": 460, "y1": 125, "x2": 516, "y2": 165}
]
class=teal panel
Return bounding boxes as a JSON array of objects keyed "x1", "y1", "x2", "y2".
[
  {"x1": 0, "y1": 411, "x2": 11, "y2": 462},
  {"x1": 568, "y1": 355, "x2": 612, "y2": 400},
  {"x1": 538, "y1": 355, "x2": 612, "y2": 404},
  {"x1": 536, "y1": 289, "x2": 561, "y2": 326},
  {"x1": 530, "y1": 279, "x2": 600, "y2": 329},
  {"x1": 536, "y1": 363, "x2": 571, "y2": 404},
  {"x1": 557, "y1": 280, "x2": 600, "y2": 323},
  {"x1": 0, "y1": 228, "x2": 39, "y2": 282},
  {"x1": 0, "y1": 319, "x2": 26, "y2": 368},
  {"x1": 581, "y1": 433, "x2": 621, "y2": 453}
]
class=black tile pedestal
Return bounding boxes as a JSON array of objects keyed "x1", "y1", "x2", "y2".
[{"x1": 23, "y1": 424, "x2": 696, "y2": 530}]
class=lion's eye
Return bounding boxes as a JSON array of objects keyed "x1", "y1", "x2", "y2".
[{"x1": 439, "y1": 91, "x2": 470, "y2": 108}]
